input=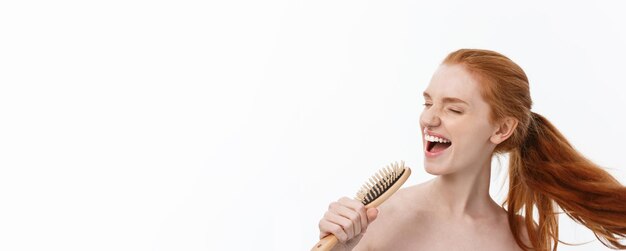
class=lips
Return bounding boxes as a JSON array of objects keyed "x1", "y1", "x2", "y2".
[{"x1": 423, "y1": 129, "x2": 452, "y2": 156}]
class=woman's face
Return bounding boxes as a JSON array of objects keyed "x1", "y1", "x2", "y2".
[{"x1": 420, "y1": 64, "x2": 498, "y2": 175}]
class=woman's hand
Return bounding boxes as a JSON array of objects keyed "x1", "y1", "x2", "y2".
[{"x1": 317, "y1": 196, "x2": 379, "y2": 251}]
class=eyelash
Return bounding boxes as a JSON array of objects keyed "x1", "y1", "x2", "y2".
[{"x1": 422, "y1": 103, "x2": 462, "y2": 114}]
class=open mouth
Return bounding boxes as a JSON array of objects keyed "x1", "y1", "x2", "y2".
[
  {"x1": 424, "y1": 131, "x2": 452, "y2": 153},
  {"x1": 426, "y1": 140, "x2": 452, "y2": 153}
]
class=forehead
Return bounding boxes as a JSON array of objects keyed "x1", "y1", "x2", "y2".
[{"x1": 424, "y1": 64, "x2": 483, "y2": 103}]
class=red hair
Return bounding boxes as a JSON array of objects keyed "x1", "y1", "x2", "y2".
[{"x1": 443, "y1": 49, "x2": 626, "y2": 251}]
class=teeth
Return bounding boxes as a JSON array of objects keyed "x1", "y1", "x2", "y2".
[{"x1": 424, "y1": 134, "x2": 450, "y2": 143}]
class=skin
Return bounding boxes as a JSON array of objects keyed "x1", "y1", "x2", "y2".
[{"x1": 318, "y1": 64, "x2": 532, "y2": 250}]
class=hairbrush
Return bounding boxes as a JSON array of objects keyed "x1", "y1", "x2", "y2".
[{"x1": 311, "y1": 160, "x2": 412, "y2": 251}]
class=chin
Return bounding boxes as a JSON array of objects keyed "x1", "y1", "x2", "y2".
[{"x1": 423, "y1": 163, "x2": 453, "y2": 176}]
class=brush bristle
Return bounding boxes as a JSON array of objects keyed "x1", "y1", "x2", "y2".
[{"x1": 355, "y1": 160, "x2": 406, "y2": 205}]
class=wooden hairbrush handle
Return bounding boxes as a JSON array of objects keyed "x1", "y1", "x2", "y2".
[
  {"x1": 312, "y1": 235, "x2": 339, "y2": 251},
  {"x1": 311, "y1": 162, "x2": 411, "y2": 251}
]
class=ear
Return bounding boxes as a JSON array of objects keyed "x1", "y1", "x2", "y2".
[{"x1": 490, "y1": 117, "x2": 518, "y2": 144}]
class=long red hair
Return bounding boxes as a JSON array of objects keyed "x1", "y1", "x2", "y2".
[{"x1": 443, "y1": 49, "x2": 626, "y2": 251}]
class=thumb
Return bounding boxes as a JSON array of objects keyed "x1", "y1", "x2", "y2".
[{"x1": 366, "y1": 208, "x2": 379, "y2": 223}]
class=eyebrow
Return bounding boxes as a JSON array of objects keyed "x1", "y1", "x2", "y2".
[{"x1": 423, "y1": 92, "x2": 469, "y2": 105}]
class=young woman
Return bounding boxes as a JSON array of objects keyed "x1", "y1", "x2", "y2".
[{"x1": 317, "y1": 49, "x2": 626, "y2": 251}]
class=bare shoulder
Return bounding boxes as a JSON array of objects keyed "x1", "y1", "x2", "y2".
[
  {"x1": 354, "y1": 182, "x2": 434, "y2": 250},
  {"x1": 378, "y1": 181, "x2": 433, "y2": 217},
  {"x1": 355, "y1": 180, "x2": 536, "y2": 251},
  {"x1": 511, "y1": 214, "x2": 536, "y2": 249},
  {"x1": 485, "y1": 205, "x2": 536, "y2": 251}
]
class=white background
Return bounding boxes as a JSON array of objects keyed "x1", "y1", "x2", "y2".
[{"x1": 1, "y1": 1, "x2": 625, "y2": 250}]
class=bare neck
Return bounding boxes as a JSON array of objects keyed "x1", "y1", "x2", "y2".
[{"x1": 424, "y1": 158, "x2": 500, "y2": 219}]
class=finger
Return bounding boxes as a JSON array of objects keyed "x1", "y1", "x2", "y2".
[
  {"x1": 325, "y1": 209, "x2": 355, "y2": 239},
  {"x1": 329, "y1": 201, "x2": 358, "y2": 237},
  {"x1": 318, "y1": 218, "x2": 331, "y2": 239},
  {"x1": 366, "y1": 208, "x2": 379, "y2": 223},
  {"x1": 333, "y1": 203, "x2": 359, "y2": 237},
  {"x1": 319, "y1": 219, "x2": 348, "y2": 242},
  {"x1": 338, "y1": 197, "x2": 368, "y2": 231},
  {"x1": 359, "y1": 208, "x2": 379, "y2": 234}
]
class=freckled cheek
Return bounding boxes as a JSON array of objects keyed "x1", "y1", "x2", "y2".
[
  {"x1": 448, "y1": 120, "x2": 473, "y2": 134},
  {"x1": 449, "y1": 122, "x2": 488, "y2": 147}
]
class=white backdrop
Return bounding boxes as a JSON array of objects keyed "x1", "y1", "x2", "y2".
[{"x1": 1, "y1": 0, "x2": 625, "y2": 250}]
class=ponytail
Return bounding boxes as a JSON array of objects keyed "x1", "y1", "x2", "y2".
[
  {"x1": 442, "y1": 48, "x2": 626, "y2": 251},
  {"x1": 506, "y1": 112, "x2": 626, "y2": 251}
]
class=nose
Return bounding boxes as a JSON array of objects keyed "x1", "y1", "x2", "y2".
[{"x1": 420, "y1": 106, "x2": 441, "y2": 129}]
